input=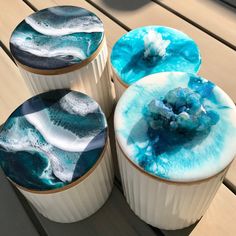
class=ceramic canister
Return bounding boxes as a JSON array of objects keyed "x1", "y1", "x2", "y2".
[
  {"x1": 10, "y1": 5, "x2": 114, "y2": 117},
  {"x1": 110, "y1": 26, "x2": 201, "y2": 100},
  {"x1": 0, "y1": 89, "x2": 114, "y2": 223},
  {"x1": 114, "y1": 72, "x2": 236, "y2": 230}
]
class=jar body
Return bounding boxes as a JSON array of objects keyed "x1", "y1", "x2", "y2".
[
  {"x1": 16, "y1": 141, "x2": 114, "y2": 223},
  {"x1": 116, "y1": 141, "x2": 227, "y2": 230}
]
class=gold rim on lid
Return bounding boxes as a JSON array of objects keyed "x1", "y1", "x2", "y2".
[
  {"x1": 10, "y1": 134, "x2": 110, "y2": 194},
  {"x1": 14, "y1": 38, "x2": 106, "y2": 76},
  {"x1": 116, "y1": 138, "x2": 230, "y2": 185},
  {"x1": 112, "y1": 67, "x2": 129, "y2": 88}
]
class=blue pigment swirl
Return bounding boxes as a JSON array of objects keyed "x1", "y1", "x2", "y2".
[
  {"x1": 115, "y1": 72, "x2": 236, "y2": 181},
  {"x1": 0, "y1": 90, "x2": 107, "y2": 191},
  {"x1": 111, "y1": 26, "x2": 201, "y2": 85},
  {"x1": 10, "y1": 6, "x2": 104, "y2": 70}
]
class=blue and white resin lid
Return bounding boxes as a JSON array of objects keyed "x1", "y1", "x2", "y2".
[
  {"x1": 0, "y1": 90, "x2": 108, "y2": 191},
  {"x1": 114, "y1": 72, "x2": 236, "y2": 182},
  {"x1": 111, "y1": 26, "x2": 201, "y2": 86},
  {"x1": 10, "y1": 6, "x2": 104, "y2": 71}
]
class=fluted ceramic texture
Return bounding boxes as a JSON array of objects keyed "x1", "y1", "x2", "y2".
[
  {"x1": 116, "y1": 142, "x2": 227, "y2": 230},
  {"x1": 113, "y1": 71, "x2": 126, "y2": 101},
  {"x1": 17, "y1": 141, "x2": 114, "y2": 223},
  {"x1": 17, "y1": 38, "x2": 114, "y2": 117}
]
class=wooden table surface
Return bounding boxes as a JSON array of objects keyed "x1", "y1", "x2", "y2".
[{"x1": 0, "y1": 1, "x2": 235, "y2": 235}]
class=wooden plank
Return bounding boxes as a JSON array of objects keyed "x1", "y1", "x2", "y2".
[
  {"x1": 0, "y1": 0, "x2": 33, "y2": 49},
  {"x1": 224, "y1": 159, "x2": 236, "y2": 193},
  {"x1": 0, "y1": 168, "x2": 39, "y2": 236},
  {"x1": 0, "y1": 48, "x2": 30, "y2": 124},
  {"x1": 31, "y1": 186, "x2": 159, "y2": 236},
  {"x1": 90, "y1": 0, "x2": 236, "y2": 102},
  {"x1": 156, "y1": 0, "x2": 236, "y2": 49},
  {"x1": 162, "y1": 184, "x2": 236, "y2": 236}
]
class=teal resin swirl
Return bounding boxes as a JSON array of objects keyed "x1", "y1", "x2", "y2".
[
  {"x1": 0, "y1": 90, "x2": 107, "y2": 191},
  {"x1": 115, "y1": 72, "x2": 236, "y2": 181},
  {"x1": 111, "y1": 26, "x2": 201, "y2": 85},
  {"x1": 10, "y1": 6, "x2": 104, "y2": 70}
]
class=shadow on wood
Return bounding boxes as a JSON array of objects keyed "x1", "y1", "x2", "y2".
[
  {"x1": 88, "y1": 0, "x2": 149, "y2": 11},
  {"x1": 160, "y1": 221, "x2": 199, "y2": 236}
]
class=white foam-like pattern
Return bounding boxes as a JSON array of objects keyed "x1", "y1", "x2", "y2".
[
  {"x1": 59, "y1": 92, "x2": 99, "y2": 116},
  {"x1": 11, "y1": 32, "x2": 87, "y2": 59},
  {"x1": 22, "y1": 102, "x2": 104, "y2": 153},
  {"x1": 25, "y1": 14, "x2": 104, "y2": 36},
  {"x1": 0, "y1": 125, "x2": 76, "y2": 182},
  {"x1": 144, "y1": 30, "x2": 170, "y2": 58}
]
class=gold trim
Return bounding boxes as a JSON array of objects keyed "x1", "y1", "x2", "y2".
[
  {"x1": 116, "y1": 138, "x2": 230, "y2": 185},
  {"x1": 10, "y1": 134, "x2": 109, "y2": 194},
  {"x1": 14, "y1": 38, "x2": 105, "y2": 75},
  {"x1": 112, "y1": 67, "x2": 129, "y2": 88}
]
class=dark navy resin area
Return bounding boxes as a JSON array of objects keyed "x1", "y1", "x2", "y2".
[
  {"x1": 10, "y1": 6, "x2": 104, "y2": 70},
  {"x1": 0, "y1": 90, "x2": 107, "y2": 191},
  {"x1": 115, "y1": 72, "x2": 236, "y2": 181},
  {"x1": 111, "y1": 26, "x2": 201, "y2": 85}
]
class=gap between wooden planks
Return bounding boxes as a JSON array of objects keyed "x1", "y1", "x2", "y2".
[
  {"x1": 0, "y1": 0, "x2": 235, "y2": 234},
  {"x1": 156, "y1": 0, "x2": 236, "y2": 49},
  {"x1": 0, "y1": 47, "x2": 30, "y2": 124}
]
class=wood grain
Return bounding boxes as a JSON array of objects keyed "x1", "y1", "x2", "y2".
[
  {"x1": 162, "y1": 184, "x2": 236, "y2": 236},
  {"x1": 0, "y1": 0, "x2": 33, "y2": 49},
  {"x1": 0, "y1": 48, "x2": 30, "y2": 124},
  {"x1": 157, "y1": 0, "x2": 236, "y2": 48}
]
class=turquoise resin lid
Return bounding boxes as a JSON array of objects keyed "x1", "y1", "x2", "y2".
[
  {"x1": 114, "y1": 72, "x2": 236, "y2": 182},
  {"x1": 111, "y1": 26, "x2": 201, "y2": 86},
  {"x1": 10, "y1": 6, "x2": 104, "y2": 70},
  {"x1": 0, "y1": 90, "x2": 107, "y2": 191}
]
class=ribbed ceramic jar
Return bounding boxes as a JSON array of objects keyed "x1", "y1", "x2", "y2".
[
  {"x1": 110, "y1": 26, "x2": 201, "y2": 101},
  {"x1": 10, "y1": 6, "x2": 114, "y2": 117},
  {"x1": 114, "y1": 72, "x2": 236, "y2": 230},
  {"x1": 0, "y1": 89, "x2": 114, "y2": 223}
]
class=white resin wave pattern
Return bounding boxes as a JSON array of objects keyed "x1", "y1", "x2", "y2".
[{"x1": 25, "y1": 12, "x2": 104, "y2": 36}]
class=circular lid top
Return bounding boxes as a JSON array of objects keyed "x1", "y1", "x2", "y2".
[
  {"x1": 114, "y1": 72, "x2": 236, "y2": 182},
  {"x1": 111, "y1": 26, "x2": 201, "y2": 86},
  {"x1": 0, "y1": 90, "x2": 107, "y2": 191},
  {"x1": 10, "y1": 6, "x2": 104, "y2": 71}
]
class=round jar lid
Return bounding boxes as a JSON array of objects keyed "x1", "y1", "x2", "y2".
[
  {"x1": 111, "y1": 26, "x2": 201, "y2": 86},
  {"x1": 115, "y1": 72, "x2": 236, "y2": 182},
  {"x1": 10, "y1": 6, "x2": 104, "y2": 73},
  {"x1": 0, "y1": 90, "x2": 107, "y2": 191}
]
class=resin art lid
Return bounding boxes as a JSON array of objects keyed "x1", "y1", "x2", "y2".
[
  {"x1": 0, "y1": 90, "x2": 107, "y2": 191},
  {"x1": 115, "y1": 72, "x2": 236, "y2": 182},
  {"x1": 10, "y1": 6, "x2": 104, "y2": 73},
  {"x1": 111, "y1": 26, "x2": 201, "y2": 86}
]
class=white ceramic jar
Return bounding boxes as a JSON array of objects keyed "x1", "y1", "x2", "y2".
[
  {"x1": 10, "y1": 6, "x2": 114, "y2": 117},
  {"x1": 114, "y1": 72, "x2": 236, "y2": 230},
  {"x1": 110, "y1": 26, "x2": 201, "y2": 101},
  {"x1": 0, "y1": 89, "x2": 114, "y2": 223}
]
